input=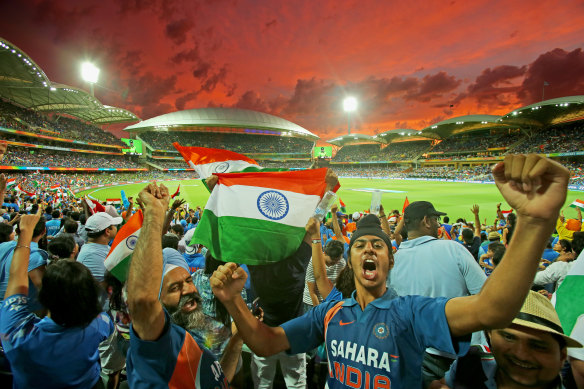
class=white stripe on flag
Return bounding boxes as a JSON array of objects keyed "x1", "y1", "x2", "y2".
[
  {"x1": 206, "y1": 184, "x2": 320, "y2": 228},
  {"x1": 105, "y1": 229, "x2": 141, "y2": 271},
  {"x1": 189, "y1": 160, "x2": 258, "y2": 178}
]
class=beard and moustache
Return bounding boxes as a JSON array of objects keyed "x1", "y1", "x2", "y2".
[{"x1": 167, "y1": 292, "x2": 214, "y2": 332}]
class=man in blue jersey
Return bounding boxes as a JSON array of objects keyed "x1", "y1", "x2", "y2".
[
  {"x1": 126, "y1": 183, "x2": 241, "y2": 388},
  {"x1": 210, "y1": 154, "x2": 571, "y2": 389}
]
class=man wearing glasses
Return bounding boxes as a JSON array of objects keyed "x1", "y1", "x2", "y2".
[{"x1": 390, "y1": 201, "x2": 488, "y2": 388}]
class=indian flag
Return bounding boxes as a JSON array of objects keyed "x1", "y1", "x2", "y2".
[
  {"x1": 105, "y1": 210, "x2": 143, "y2": 282},
  {"x1": 553, "y1": 252, "x2": 584, "y2": 345},
  {"x1": 49, "y1": 185, "x2": 61, "y2": 192},
  {"x1": 569, "y1": 199, "x2": 584, "y2": 210},
  {"x1": 6, "y1": 178, "x2": 17, "y2": 188},
  {"x1": 173, "y1": 143, "x2": 259, "y2": 179},
  {"x1": 194, "y1": 168, "x2": 339, "y2": 265}
]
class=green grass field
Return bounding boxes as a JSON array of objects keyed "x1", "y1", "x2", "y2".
[{"x1": 76, "y1": 178, "x2": 583, "y2": 222}]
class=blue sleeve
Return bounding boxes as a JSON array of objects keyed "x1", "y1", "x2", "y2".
[
  {"x1": 28, "y1": 250, "x2": 47, "y2": 272},
  {"x1": 0, "y1": 295, "x2": 38, "y2": 353},
  {"x1": 406, "y1": 296, "x2": 470, "y2": 357},
  {"x1": 323, "y1": 287, "x2": 343, "y2": 302},
  {"x1": 281, "y1": 301, "x2": 337, "y2": 354}
]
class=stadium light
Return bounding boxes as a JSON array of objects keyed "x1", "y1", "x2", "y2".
[
  {"x1": 343, "y1": 96, "x2": 357, "y2": 134},
  {"x1": 81, "y1": 62, "x2": 100, "y2": 96}
]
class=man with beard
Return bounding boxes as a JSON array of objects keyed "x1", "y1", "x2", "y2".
[
  {"x1": 126, "y1": 183, "x2": 242, "y2": 388},
  {"x1": 210, "y1": 154, "x2": 572, "y2": 389}
]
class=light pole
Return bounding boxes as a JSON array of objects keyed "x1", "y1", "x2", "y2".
[
  {"x1": 81, "y1": 62, "x2": 100, "y2": 97},
  {"x1": 343, "y1": 96, "x2": 357, "y2": 134}
]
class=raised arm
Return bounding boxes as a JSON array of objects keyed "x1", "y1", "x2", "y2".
[
  {"x1": 123, "y1": 197, "x2": 134, "y2": 222},
  {"x1": 306, "y1": 217, "x2": 334, "y2": 300},
  {"x1": 211, "y1": 263, "x2": 290, "y2": 356},
  {"x1": 5, "y1": 209, "x2": 42, "y2": 298},
  {"x1": 445, "y1": 154, "x2": 570, "y2": 336},
  {"x1": 394, "y1": 215, "x2": 405, "y2": 246},
  {"x1": 470, "y1": 204, "x2": 481, "y2": 237},
  {"x1": 127, "y1": 183, "x2": 170, "y2": 341},
  {"x1": 162, "y1": 198, "x2": 185, "y2": 235},
  {"x1": 330, "y1": 204, "x2": 344, "y2": 242},
  {"x1": 379, "y1": 205, "x2": 391, "y2": 236}
]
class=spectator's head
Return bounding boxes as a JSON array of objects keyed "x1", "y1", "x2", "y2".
[
  {"x1": 324, "y1": 240, "x2": 344, "y2": 266},
  {"x1": 47, "y1": 235, "x2": 78, "y2": 261},
  {"x1": 51, "y1": 210, "x2": 60, "y2": 219},
  {"x1": 159, "y1": 248, "x2": 206, "y2": 331},
  {"x1": 347, "y1": 214, "x2": 393, "y2": 293},
  {"x1": 565, "y1": 218, "x2": 581, "y2": 231},
  {"x1": 404, "y1": 201, "x2": 446, "y2": 239},
  {"x1": 443, "y1": 216, "x2": 450, "y2": 224},
  {"x1": 16, "y1": 216, "x2": 46, "y2": 240},
  {"x1": 38, "y1": 260, "x2": 102, "y2": 328},
  {"x1": 85, "y1": 212, "x2": 122, "y2": 241},
  {"x1": 69, "y1": 211, "x2": 80, "y2": 222},
  {"x1": 571, "y1": 232, "x2": 584, "y2": 257},
  {"x1": 0, "y1": 223, "x2": 15, "y2": 243},
  {"x1": 491, "y1": 243, "x2": 506, "y2": 267},
  {"x1": 553, "y1": 239, "x2": 572, "y2": 254},
  {"x1": 488, "y1": 231, "x2": 501, "y2": 242},
  {"x1": 162, "y1": 233, "x2": 179, "y2": 250},
  {"x1": 64, "y1": 219, "x2": 78, "y2": 234},
  {"x1": 486, "y1": 291, "x2": 580, "y2": 388},
  {"x1": 461, "y1": 228, "x2": 474, "y2": 244},
  {"x1": 170, "y1": 224, "x2": 184, "y2": 238}
]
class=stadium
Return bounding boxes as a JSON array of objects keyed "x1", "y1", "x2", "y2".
[
  {"x1": 1, "y1": 29, "x2": 584, "y2": 389},
  {"x1": 1, "y1": 37, "x2": 583, "y2": 219}
]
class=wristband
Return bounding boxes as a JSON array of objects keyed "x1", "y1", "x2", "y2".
[
  {"x1": 311, "y1": 239, "x2": 321, "y2": 244},
  {"x1": 16, "y1": 245, "x2": 30, "y2": 250}
]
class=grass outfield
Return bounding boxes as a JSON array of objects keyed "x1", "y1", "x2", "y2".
[{"x1": 76, "y1": 178, "x2": 583, "y2": 221}]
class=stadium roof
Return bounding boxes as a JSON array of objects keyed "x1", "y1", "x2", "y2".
[
  {"x1": 372, "y1": 128, "x2": 430, "y2": 143},
  {"x1": 326, "y1": 133, "x2": 379, "y2": 146},
  {"x1": 497, "y1": 95, "x2": 584, "y2": 128},
  {"x1": 419, "y1": 114, "x2": 506, "y2": 139},
  {"x1": 0, "y1": 38, "x2": 139, "y2": 125},
  {"x1": 124, "y1": 107, "x2": 318, "y2": 139}
]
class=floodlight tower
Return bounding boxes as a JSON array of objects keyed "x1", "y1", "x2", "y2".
[
  {"x1": 343, "y1": 96, "x2": 357, "y2": 134},
  {"x1": 81, "y1": 62, "x2": 100, "y2": 97}
]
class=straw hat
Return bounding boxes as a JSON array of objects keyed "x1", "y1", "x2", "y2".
[{"x1": 512, "y1": 291, "x2": 582, "y2": 348}]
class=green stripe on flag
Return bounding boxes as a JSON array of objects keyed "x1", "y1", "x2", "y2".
[
  {"x1": 110, "y1": 254, "x2": 133, "y2": 282},
  {"x1": 555, "y1": 275, "x2": 584, "y2": 335},
  {"x1": 193, "y1": 209, "x2": 305, "y2": 265}
]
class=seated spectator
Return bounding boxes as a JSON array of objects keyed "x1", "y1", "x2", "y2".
[
  {"x1": 0, "y1": 211, "x2": 113, "y2": 388},
  {"x1": 47, "y1": 235, "x2": 78, "y2": 262},
  {"x1": 0, "y1": 223, "x2": 15, "y2": 243}
]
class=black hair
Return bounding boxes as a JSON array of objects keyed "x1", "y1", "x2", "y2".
[
  {"x1": 162, "y1": 234, "x2": 179, "y2": 250},
  {"x1": 87, "y1": 228, "x2": 108, "y2": 239},
  {"x1": 170, "y1": 224, "x2": 184, "y2": 237},
  {"x1": 443, "y1": 216, "x2": 450, "y2": 223},
  {"x1": 104, "y1": 271, "x2": 125, "y2": 312},
  {"x1": 45, "y1": 206, "x2": 53, "y2": 214},
  {"x1": 461, "y1": 228, "x2": 474, "y2": 244},
  {"x1": 69, "y1": 211, "x2": 80, "y2": 222},
  {"x1": 38, "y1": 261, "x2": 102, "y2": 328},
  {"x1": 0, "y1": 223, "x2": 14, "y2": 243},
  {"x1": 572, "y1": 232, "x2": 584, "y2": 256},
  {"x1": 79, "y1": 214, "x2": 87, "y2": 225},
  {"x1": 47, "y1": 235, "x2": 76, "y2": 261},
  {"x1": 204, "y1": 252, "x2": 231, "y2": 327},
  {"x1": 324, "y1": 240, "x2": 344, "y2": 261},
  {"x1": 335, "y1": 266, "x2": 356, "y2": 298},
  {"x1": 492, "y1": 244, "x2": 506, "y2": 267},
  {"x1": 558, "y1": 239, "x2": 572, "y2": 253},
  {"x1": 64, "y1": 219, "x2": 78, "y2": 234},
  {"x1": 16, "y1": 216, "x2": 46, "y2": 238},
  {"x1": 506, "y1": 213, "x2": 517, "y2": 242}
]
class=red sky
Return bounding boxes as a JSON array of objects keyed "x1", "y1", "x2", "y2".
[{"x1": 1, "y1": 0, "x2": 584, "y2": 139}]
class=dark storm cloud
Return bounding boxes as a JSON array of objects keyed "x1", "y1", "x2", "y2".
[
  {"x1": 466, "y1": 65, "x2": 526, "y2": 104},
  {"x1": 282, "y1": 78, "x2": 338, "y2": 116},
  {"x1": 175, "y1": 92, "x2": 199, "y2": 110},
  {"x1": 193, "y1": 61, "x2": 212, "y2": 79},
  {"x1": 518, "y1": 48, "x2": 584, "y2": 104},
  {"x1": 233, "y1": 90, "x2": 270, "y2": 112},
  {"x1": 31, "y1": 0, "x2": 98, "y2": 41},
  {"x1": 126, "y1": 72, "x2": 177, "y2": 106},
  {"x1": 405, "y1": 72, "x2": 461, "y2": 102},
  {"x1": 165, "y1": 18, "x2": 195, "y2": 45},
  {"x1": 172, "y1": 48, "x2": 200, "y2": 64}
]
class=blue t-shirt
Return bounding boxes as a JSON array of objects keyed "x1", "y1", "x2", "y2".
[
  {"x1": 183, "y1": 252, "x2": 205, "y2": 274},
  {"x1": 45, "y1": 219, "x2": 61, "y2": 237},
  {"x1": 77, "y1": 242, "x2": 110, "y2": 282},
  {"x1": 281, "y1": 289, "x2": 470, "y2": 389},
  {"x1": 0, "y1": 294, "x2": 113, "y2": 388},
  {"x1": 126, "y1": 310, "x2": 229, "y2": 388},
  {"x1": 0, "y1": 241, "x2": 47, "y2": 312},
  {"x1": 542, "y1": 248, "x2": 559, "y2": 263}
]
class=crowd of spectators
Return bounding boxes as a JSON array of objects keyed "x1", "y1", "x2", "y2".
[
  {"x1": 3, "y1": 148, "x2": 142, "y2": 169},
  {"x1": 0, "y1": 100, "x2": 125, "y2": 146},
  {"x1": 139, "y1": 131, "x2": 313, "y2": 154},
  {"x1": 511, "y1": 124, "x2": 584, "y2": 154},
  {"x1": 332, "y1": 144, "x2": 382, "y2": 162}
]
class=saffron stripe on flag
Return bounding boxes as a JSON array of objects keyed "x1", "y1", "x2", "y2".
[
  {"x1": 569, "y1": 199, "x2": 584, "y2": 209},
  {"x1": 214, "y1": 168, "x2": 336, "y2": 195}
]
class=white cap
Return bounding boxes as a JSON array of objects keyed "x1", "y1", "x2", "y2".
[
  {"x1": 353, "y1": 212, "x2": 361, "y2": 221},
  {"x1": 85, "y1": 212, "x2": 123, "y2": 233},
  {"x1": 105, "y1": 205, "x2": 120, "y2": 218}
]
